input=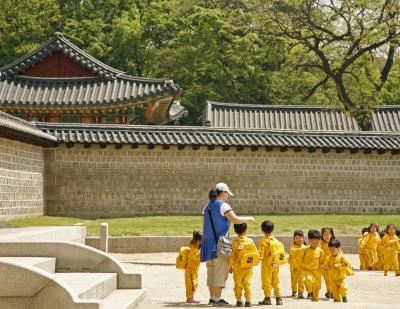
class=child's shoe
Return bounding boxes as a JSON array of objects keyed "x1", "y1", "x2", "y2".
[
  {"x1": 258, "y1": 297, "x2": 272, "y2": 305},
  {"x1": 311, "y1": 297, "x2": 319, "y2": 302},
  {"x1": 276, "y1": 297, "x2": 283, "y2": 305},
  {"x1": 342, "y1": 296, "x2": 348, "y2": 303},
  {"x1": 186, "y1": 299, "x2": 200, "y2": 304},
  {"x1": 291, "y1": 291, "x2": 297, "y2": 297},
  {"x1": 307, "y1": 293, "x2": 312, "y2": 299},
  {"x1": 244, "y1": 301, "x2": 252, "y2": 307},
  {"x1": 209, "y1": 299, "x2": 215, "y2": 305},
  {"x1": 236, "y1": 300, "x2": 244, "y2": 307},
  {"x1": 298, "y1": 293, "x2": 304, "y2": 299},
  {"x1": 325, "y1": 291, "x2": 331, "y2": 299}
]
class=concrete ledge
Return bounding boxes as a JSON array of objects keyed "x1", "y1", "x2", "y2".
[
  {"x1": 0, "y1": 260, "x2": 100, "y2": 309},
  {"x1": 86, "y1": 235, "x2": 359, "y2": 254},
  {"x1": 0, "y1": 226, "x2": 86, "y2": 243},
  {"x1": 0, "y1": 242, "x2": 142, "y2": 289}
]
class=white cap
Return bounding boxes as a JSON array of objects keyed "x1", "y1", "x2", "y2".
[{"x1": 215, "y1": 182, "x2": 234, "y2": 196}]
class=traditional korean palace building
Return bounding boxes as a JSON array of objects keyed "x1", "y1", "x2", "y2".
[
  {"x1": 1, "y1": 34, "x2": 400, "y2": 220},
  {"x1": 0, "y1": 32, "x2": 186, "y2": 125}
]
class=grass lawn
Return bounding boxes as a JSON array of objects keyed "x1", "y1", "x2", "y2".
[{"x1": 2, "y1": 215, "x2": 399, "y2": 237}]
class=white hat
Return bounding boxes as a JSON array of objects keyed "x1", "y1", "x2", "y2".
[{"x1": 215, "y1": 182, "x2": 234, "y2": 196}]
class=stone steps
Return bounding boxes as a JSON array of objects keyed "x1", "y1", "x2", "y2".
[
  {"x1": 55, "y1": 273, "x2": 117, "y2": 300},
  {"x1": 101, "y1": 289, "x2": 146, "y2": 309},
  {"x1": 0, "y1": 257, "x2": 56, "y2": 273},
  {"x1": 0, "y1": 242, "x2": 145, "y2": 309}
]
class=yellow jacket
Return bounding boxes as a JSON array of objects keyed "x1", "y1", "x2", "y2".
[
  {"x1": 186, "y1": 245, "x2": 200, "y2": 271},
  {"x1": 289, "y1": 243, "x2": 306, "y2": 269},
  {"x1": 259, "y1": 236, "x2": 280, "y2": 266},
  {"x1": 324, "y1": 253, "x2": 352, "y2": 280},
  {"x1": 229, "y1": 236, "x2": 258, "y2": 268},
  {"x1": 320, "y1": 241, "x2": 331, "y2": 263},
  {"x1": 361, "y1": 232, "x2": 380, "y2": 250},
  {"x1": 381, "y1": 234, "x2": 400, "y2": 254},
  {"x1": 358, "y1": 238, "x2": 366, "y2": 255},
  {"x1": 299, "y1": 246, "x2": 324, "y2": 271}
]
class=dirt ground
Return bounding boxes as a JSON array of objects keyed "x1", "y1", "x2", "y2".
[{"x1": 115, "y1": 253, "x2": 400, "y2": 309}]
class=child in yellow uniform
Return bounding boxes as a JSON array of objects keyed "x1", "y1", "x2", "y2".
[
  {"x1": 324, "y1": 239, "x2": 353, "y2": 303},
  {"x1": 184, "y1": 231, "x2": 202, "y2": 304},
  {"x1": 375, "y1": 231, "x2": 386, "y2": 271},
  {"x1": 258, "y1": 220, "x2": 283, "y2": 306},
  {"x1": 320, "y1": 227, "x2": 335, "y2": 299},
  {"x1": 381, "y1": 224, "x2": 400, "y2": 276},
  {"x1": 360, "y1": 223, "x2": 380, "y2": 270},
  {"x1": 299, "y1": 229, "x2": 324, "y2": 302},
  {"x1": 289, "y1": 230, "x2": 306, "y2": 299},
  {"x1": 358, "y1": 228, "x2": 368, "y2": 270},
  {"x1": 229, "y1": 223, "x2": 259, "y2": 307},
  {"x1": 396, "y1": 229, "x2": 400, "y2": 271}
]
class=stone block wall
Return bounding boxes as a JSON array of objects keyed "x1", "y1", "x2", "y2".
[
  {"x1": 44, "y1": 144, "x2": 400, "y2": 218},
  {"x1": 0, "y1": 138, "x2": 45, "y2": 220}
]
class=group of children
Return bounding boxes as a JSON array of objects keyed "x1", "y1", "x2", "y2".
[
  {"x1": 358, "y1": 223, "x2": 400, "y2": 276},
  {"x1": 177, "y1": 220, "x2": 370, "y2": 306}
]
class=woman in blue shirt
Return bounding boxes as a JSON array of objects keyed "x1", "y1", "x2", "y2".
[{"x1": 201, "y1": 182, "x2": 255, "y2": 306}]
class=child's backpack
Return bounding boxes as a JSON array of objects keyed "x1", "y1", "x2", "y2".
[
  {"x1": 271, "y1": 239, "x2": 288, "y2": 265},
  {"x1": 239, "y1": 242, "x2": 259, "y2": 268},
  {"x1": 176, "y1": 246, "x2": 190, "y2": 269}
]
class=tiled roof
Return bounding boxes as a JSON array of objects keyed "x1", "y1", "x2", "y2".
[
  {"x1": 0, "y1": 32, "x2": 123, "y2": 80},
  {"x1": 371, "y1": 106, "x2": 400, "y2": 132},
  {"x1": 0, "y1": 112, "x2": 57, "y2": 146},
  {"x1": 204, "y1": 101, "x2": 360, "y2": 131},
  {"x1": 0, "y1": 33, "x2": 181, "y2": 114},
  {"x1": 204, "y1": 101, "x2": 400, "y2": 132},
  {"x1": 37, "y1": 122, "x2": 400, "y2": 152},
  {"x1": 0, "y1": 76, "x2": 179, "y2": 107}
]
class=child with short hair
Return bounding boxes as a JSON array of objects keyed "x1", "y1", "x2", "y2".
[
  {"x1": 176, "y1": 231, "x2": 203, "y2": 304},
  {"x1": 289, "y1": 230, "x2": 306, "y2": 299},
  {"x1": 258, "y1": 220, "x2": 284, "y2": 306},
  {"x1": 229, "y1": 223, "x2": 259, "y2": 307},
  {"x1": 381, "y1": 224, "x2": 400, "y2": 276},
  {"x1": 300, "y1": 229, "x2": 324, "y2": 302},
  {"x1": 360, "y1": 223, "x2": 380, "y2": 270},
  {"x1": 320, "y1": 227, "x2": 335, "y2": 299},
  {"x1": 358, "y1": 228, "x2": 369, "y2": 270},
  {"x1": 324, "y1": 239, "x2": 353, "y2": 303}
]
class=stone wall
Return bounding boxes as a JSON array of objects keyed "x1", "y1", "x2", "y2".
[
  {"x1": 0, "y1": 138, "x2": 45, "y2": 220},
  {"x1": 44, "y1": 144, "x2": 400, "y2": 218}
]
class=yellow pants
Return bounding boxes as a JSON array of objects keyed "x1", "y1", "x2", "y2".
[
  {"x1": 383, "y1": 252, "x2": 399, "y2": 272},
  {"x1": 185, "y1": 268, "x2": 198, "y2": 299},
  {"x1": 330, "y1": 278, "x2": 347, "y2": 302},
  {"x1": 233, "y1": 267, "x2": 253, "y2": 301},
  {"x1": 322, "y1": 270, "x2": 331, "y2": 292},
  {"x1": 290, "y1": 267, "x2": 304, "y2": 293},
  {"x1": 304, "y1": 269, "x2": 322, "y2": 301},
  {"x1": 359, "y1": 253, "x2": 368, "y2": 270},
  {"x1": 261, "y1": 264, "x2": 281, "y2": 297},
  {"x1": 365, "y1": 248, "x2": 378, "y2": 268}
]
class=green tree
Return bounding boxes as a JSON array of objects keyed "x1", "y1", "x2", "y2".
[
  {"x1": 0, "y1": 0, "x2": 60, "y2": 67},
  {"x1": 253, "y1": 0, "x2": 400, "y2": 128}
]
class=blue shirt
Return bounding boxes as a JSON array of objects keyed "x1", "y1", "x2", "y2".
[{"x1": 200, "y1": 199, "x2": 231, "y2": 262}]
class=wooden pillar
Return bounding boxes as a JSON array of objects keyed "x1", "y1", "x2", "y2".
[
  {"x1": 87, "y1": 110, "x2": 92, "y2": 124},
  {"x1": 115, "y1": 109, "x2": 120, "y2": 124}
]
